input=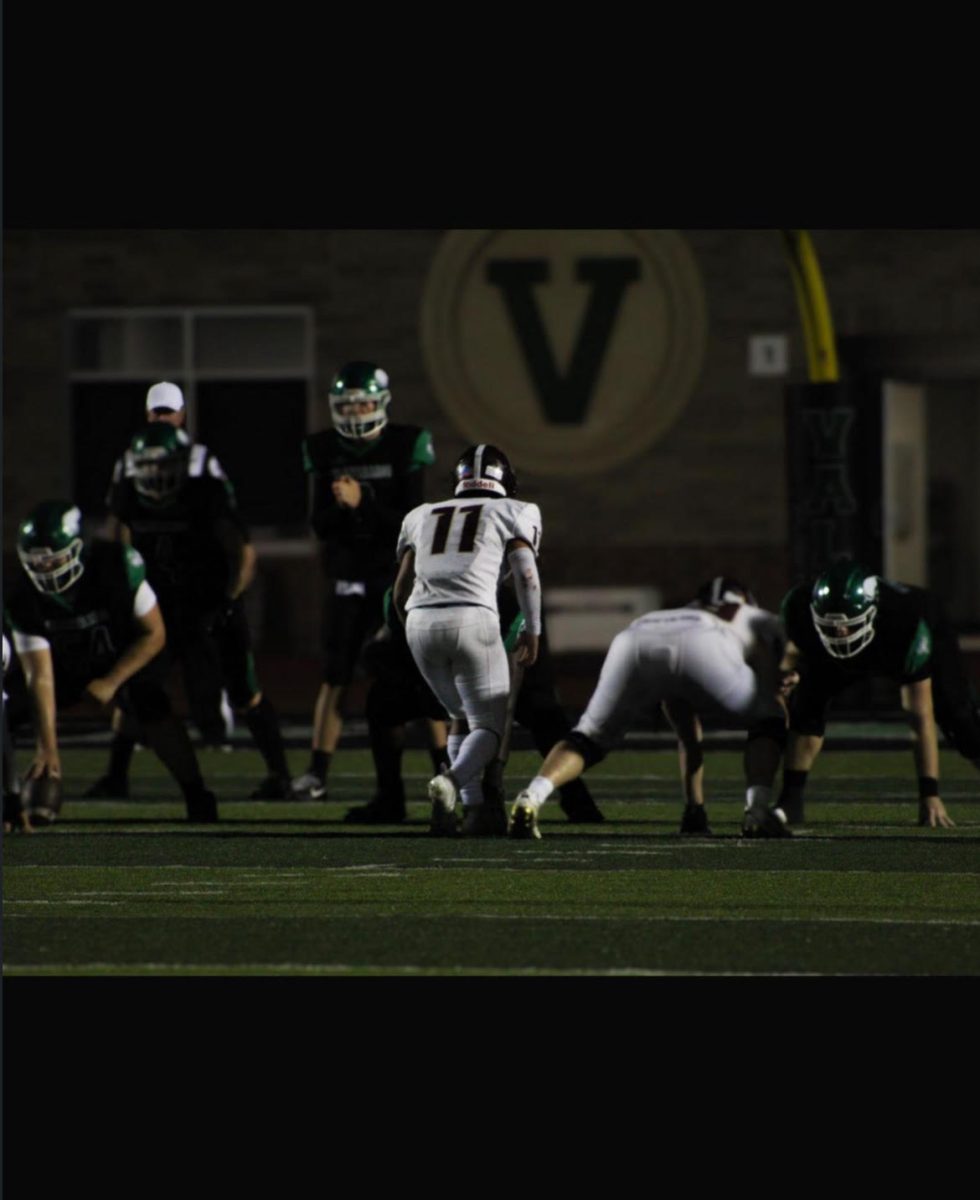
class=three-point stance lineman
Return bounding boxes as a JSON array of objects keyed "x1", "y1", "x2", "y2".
[
  {"x1": 393, "y1": 445, "x2": 542, "y2": 836},
  {"x1": 509, "y1": 578, "x2": 794, "y2": 839},
  {"x1": 778, "y1": 560, "x2": 975, "y2": 828}
]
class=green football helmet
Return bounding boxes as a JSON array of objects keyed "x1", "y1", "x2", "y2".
[
  {"x1": 810, "y1": 560, "x2": 880, "y2": 659},
  {"x1": 328, "y1": 361, "x2": 391, "y2": 440},
  {"x1": 17, "y1": 500, "x2": 86, "y2": 595},
  {"x1": 127, "y1": 423, "x2": 191, "y2": 504}
]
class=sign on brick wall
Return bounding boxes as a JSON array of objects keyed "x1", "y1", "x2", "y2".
[{"x1": 421, "y1": 230, "x2": 707, "y2": 475}]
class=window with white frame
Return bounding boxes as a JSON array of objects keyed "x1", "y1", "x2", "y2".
[{"x1": 68, "y1": 307, "x2": 315, "y2": 533}]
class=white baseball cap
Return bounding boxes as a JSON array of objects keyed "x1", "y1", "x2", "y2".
[{"x1": 146, "y1": 381, "x2": 185, "y2": 414}]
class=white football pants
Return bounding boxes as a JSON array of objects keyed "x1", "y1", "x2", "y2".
[
  {"x1": 405, "y1": 606, "x2": 510, "y2": 737},
  {"x1": 575, "y1": 623, "x2": 782, "y2": 750}
]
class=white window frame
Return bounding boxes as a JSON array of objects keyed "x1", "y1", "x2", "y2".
[{"x1": 67, "y1": 305, "x2": 317, "y2": 550}]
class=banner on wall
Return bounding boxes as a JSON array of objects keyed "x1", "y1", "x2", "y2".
[
  {"x1": 420, "y1": 230, "x2": 707, "y2": 476},
  {"x1": 784, "y1": 378, "x2": 884, "y2": 585}
]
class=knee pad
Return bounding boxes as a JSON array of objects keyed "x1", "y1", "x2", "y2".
[
  {"x1": 563, "y1": 730, "x2": 608, "y2": 769},
  {"x1": 748, "y1": 718, "x2": 788, "y2": 748}
]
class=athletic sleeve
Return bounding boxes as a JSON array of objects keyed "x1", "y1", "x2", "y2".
[
  {"x1": 12, "y1": 631, "x2": 50, "y2": 654},
  {"x1": 511, "y1": 502, "x2": 542, "y2": 555},
  {"x1": 133, "y1": 580, "x2": 158, "y2": 619},
  {"x1": 507, "y1": 544, "x2": 542, "y2": 635},
  {"x1": 122, "y1": 545, "x2": 148, "y2": 592},
  {"x1": 411, "y1": 428, "x2": 436, "y2": 469},
  {"x1": 396, "y1": 509, "x2": 419, "y2": 561}
]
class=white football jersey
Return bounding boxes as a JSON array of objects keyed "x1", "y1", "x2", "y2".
[{"x1": 398, "y1": 496, "x2": 542, "y2": 611}]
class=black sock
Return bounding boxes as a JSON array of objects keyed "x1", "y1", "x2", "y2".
[
  {"x1": 310, "y1": 749, "x2": 331, "y2": 782},
  {"x1": 430, "y1": 745, "x2": 451, "y2": 774},
  {"x1": 369, "y1": 725, "x2": 405, "y2": 800},
  {"x1": 107, "y1": 733, "x2": 137, "y2": 783},
  {"x1": 143, "y1": 716, "x2": 204, "y2": 790},
  {"x1": 779, "y1": 768, "x2": 809, "y2": 804},
  {"x1": 243, "y1": 696, "x2": 290, "y2": 778}
]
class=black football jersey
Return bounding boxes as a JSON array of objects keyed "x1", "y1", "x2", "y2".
[
  {"x1": 5, "y1": 541, "x2": 150, "y2": 684},
  {"x1": 302, "y1": 423, "x2": 434, "y2": 582},
  {"x1": 109, "y1": 475, "x2": 249, "y2": 619},
  {"x1": 782, "y1": 579, "x2": 935, "y2": 685}
]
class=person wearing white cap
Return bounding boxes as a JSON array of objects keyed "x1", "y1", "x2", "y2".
[{"x1": 86, "y1": 382, "x2": 237, "y2": 797}]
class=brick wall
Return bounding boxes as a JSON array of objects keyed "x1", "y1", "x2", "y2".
[{"x1": 6, "y1": 228, "x2": 980, "y2": 651}]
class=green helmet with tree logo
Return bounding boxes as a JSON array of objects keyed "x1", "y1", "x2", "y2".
[
  {"x1": 328, "y1": 361, "x2": 391, "y2": 440},
  {"x1": 810, "y1": 560, "x2": 880, "y2": 659},
  {"x1": 17, "y1": 500, "x2": 86, "y2": 595},
  {"x1": 127, "y1": 423, "x2": 191, "y2": 504}
]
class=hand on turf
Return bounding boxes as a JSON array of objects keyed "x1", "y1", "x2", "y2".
[
  {"x1": 332, "y1": 475, "x2": 362, "y2": 508},
  {"x1": 918, "y1": 795, "x2": 955, "y2": 829},
  {"x1": 3, "y1": 808, "x2": 34, "y2": 834},
  {"x1": 516, "y1": 631, "x2": 539, "y2": 667},
  {"x1": 26, "y1": 752, "x2": 61, "y2": 782}
]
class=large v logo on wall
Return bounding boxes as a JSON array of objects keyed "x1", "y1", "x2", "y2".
[
  {"x1": 421, "y1": 230, "x2": 707, "y2": 476},
  {"x1": 486, "y1": 258, "x2": 641, "y2": 426}
]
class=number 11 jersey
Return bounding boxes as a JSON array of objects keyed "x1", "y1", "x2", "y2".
[{"x1": 397, "y1": 497, "x2": 542, "y2": 613}]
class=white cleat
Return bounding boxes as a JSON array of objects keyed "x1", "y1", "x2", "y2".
[
  {"x1": 428, "y1": 773, "x2": 459, "y2": 836},
  {"x1": 290, "y1": 771, "x2": 327, "y2": 801}
]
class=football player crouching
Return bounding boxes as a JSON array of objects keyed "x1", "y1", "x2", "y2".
[
  {"x1": 5, "y1": 500, "x2": 220, "y2": 826},
  {"x1": 778, "y1": 560, "x2": 976, "y2": 828},
  {"x1": 509, "y1": 576, "x2": 795, "y2": 840}
]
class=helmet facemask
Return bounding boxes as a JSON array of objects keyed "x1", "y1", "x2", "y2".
[
  {"x1": 17, "y1": 502, "x2": 86, "y2": 595},
  {"x1": 811, "y1": 605, "x2": 878, "y2": 658},
  {"x1": 18, "y1": 540, "x2": 85, "y2": 595},
  {"x1": 810, "y1": 564, "x2": 880, "y2": 659},
  {"x1": 131, "y1": 446, "x2": 189, "y2": 504},
  {"x1": 329, "y1": 389, "x2": 390, "y2": 440}
]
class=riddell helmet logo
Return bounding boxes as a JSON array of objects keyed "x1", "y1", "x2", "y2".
[{"x1": 421, "y1": 230, "x2": 707, "y2": 476}]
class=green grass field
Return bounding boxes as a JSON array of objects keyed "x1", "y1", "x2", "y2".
[{"x1": 3, "y1": 745, "x2": 978, "y2": 976}]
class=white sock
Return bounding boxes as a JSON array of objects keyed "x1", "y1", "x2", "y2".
[
  {"x1": 746, "y1": 784, "x2": 773, "y2": 811},
  {"x1": 447, "y1": 734, "x2": 465, "y2": 766},
  {"x1": 522, "y1": 776, "x2": 555, "y2": 810},
  {"x1": 449, "y1": 728, "x2": 499, "y2": 790},
  {"x1": 460, "y1": 779, "x2": 483, "y2": 809}
]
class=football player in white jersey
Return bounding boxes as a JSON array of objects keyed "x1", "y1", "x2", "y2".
[
  {"x1": 509, "y1": 577, "x2": 797, "y2": 840},
  {"x1": 393, "y1": 445, "x2": 542, "y2": 836}
]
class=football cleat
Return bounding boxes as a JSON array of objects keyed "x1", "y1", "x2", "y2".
[
  {"x1": 249, "y1": 774, "x2": 291, "y2": 800},
  {"x1": 427, "y1": 772, "x2": 459, "y2": 836},
  {"x1": 680, "y1": 803, "x2": 712, "y2": 835},
  {"x1": 741, "y1": 805, "x2": 792, "y2": 838},
  {"x1": 343, "y1": 795, "x2": 407, "y2": 824},
  {"x1": 508, "y1": 794, "x2": 542, "y2": 840},
  {"x1": 82, "y1": 774, "x2": 130, "y2": 800},
  {"x1": 186, "y1": 789, "x2": 219, "y2": 823},
  {"x1": 459, "y1": 800, "x2": 508, "y2": 837},
  {"x1": 290, "y1": 772, "x2": 327, "y2": 801}
]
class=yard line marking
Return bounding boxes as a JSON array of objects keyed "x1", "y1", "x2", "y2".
[{"x1": 0, "y1": 963, "x2": 954, "y2": 977}]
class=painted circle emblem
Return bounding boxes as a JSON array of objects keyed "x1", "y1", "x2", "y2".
[{"x1": 421, "y1": 230, "x2": 707, "y2": 475}]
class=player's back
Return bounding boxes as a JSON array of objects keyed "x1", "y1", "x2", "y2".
[
  {"x1": 400, "y1": 495, "x2": 541, "y2": 612},
  {"x1": 630, "y1": 602, "x2": 783, "y2": 661}
]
